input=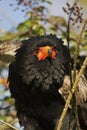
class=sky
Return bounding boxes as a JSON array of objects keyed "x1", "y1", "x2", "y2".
[
  {"x1": 1, "y1": 0, "x2": 86, "y2": 33},
  {"x1": 0, "y1": 0, "x2": 27, "y2": 32},
  {"x1": 48, "y1": 0, "x2": 71, "y2": 16},
  {"x1": 0, "y1": 0, "x2": 75, "y2": 32}
]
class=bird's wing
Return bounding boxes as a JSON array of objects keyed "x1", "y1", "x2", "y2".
[
  {"x1": 59, "y1": 71, "x2": 87, "y2": 105},
  {"x1": 8, "y1": 62, "x2": 19, "y2": 98}
]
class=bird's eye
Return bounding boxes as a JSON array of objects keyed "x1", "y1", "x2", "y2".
[
  {"x1": 52, "y1": 47, "x2": 58, "y2": 54},
  {"x1": 52, "y1": 47, "x2": 57, "y2": 51},
  {"x1": 34, "y1": 49, "x2": 39, "y2": 55},
  {"x1": 51, "y1": 47, "x2": 58, "y2": 59}
]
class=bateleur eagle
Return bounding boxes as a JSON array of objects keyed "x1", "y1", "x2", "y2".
[{"x1": 8, "y1": 34, "x2": 73, "y2": 130}]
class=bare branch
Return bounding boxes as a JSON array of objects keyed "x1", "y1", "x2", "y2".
[{"x1": 56, "y1": 57, "x2": 87, "y2": 130}]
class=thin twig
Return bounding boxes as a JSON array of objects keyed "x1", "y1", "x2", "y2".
[
  {"x1": 56, "y1": 57, "x2": 87, "y2": 130},
  {"x1": 75, "y1": 104, "x2": 81, "y2": 130},
  {"x1": 73, "y1": 18, "x2": 87, "y2": 80},
  {"x1": 67, "y1": 1, "x2": 76, "y2": 48},
  {"x1": 72, "y1": 18, "x2": 87, "y2": 130},
  {"x1": 0, "y1": 120, "x2": 18, "y2": 130}
]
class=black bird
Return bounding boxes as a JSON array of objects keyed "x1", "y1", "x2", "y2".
[{"x1": 8, "y1": 34, "x2": 71, "y2": 130}]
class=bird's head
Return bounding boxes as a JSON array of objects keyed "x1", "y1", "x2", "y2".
[{"x1": 15, "y1": 34, "x2": 70, "y2": 90}]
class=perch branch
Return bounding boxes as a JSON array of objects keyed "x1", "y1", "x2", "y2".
[
  {"x1": 73, "y1": 18, "x2": 87, "y2": 79},
  {"x1": 72, "y1": 18, "x2": 87, "y2": 130},
  {"x1": 0, "y1": 120, "x2": 18, "y2": 130},
  {"x1": 56, "y1": 56, "x2": 87, "y2": 130}
]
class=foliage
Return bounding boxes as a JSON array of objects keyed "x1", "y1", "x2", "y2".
[
  {"x1": 0, "y1": 32, "x2": 17, "y2": 41},
  {"x1": 0, "y1": 0, "x2": 68, "y2": 40},
  {"x1": 17, "y1": 18, "x2": 46, "y2": 39}
]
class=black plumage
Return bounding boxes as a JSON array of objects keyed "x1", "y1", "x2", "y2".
[{"x1": 8, "y1": 34, "x2": 71, "y2": 130}]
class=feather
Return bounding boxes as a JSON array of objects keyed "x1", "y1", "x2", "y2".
[{"x1": 8, "y1": 34, "x2": 75, "y2": 130}]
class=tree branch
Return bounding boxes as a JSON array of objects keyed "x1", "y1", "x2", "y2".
[{"x1": 56, "y1": 57, "x2": 87, "y2": 130}]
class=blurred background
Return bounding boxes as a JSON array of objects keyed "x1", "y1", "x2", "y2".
[{"x1": 0, "y1": 0, "x2": 87, "y2": 129}]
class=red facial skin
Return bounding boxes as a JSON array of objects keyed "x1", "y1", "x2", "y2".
[{"x1": 34, "y1": 46, "x2": 57, "y2": 61}]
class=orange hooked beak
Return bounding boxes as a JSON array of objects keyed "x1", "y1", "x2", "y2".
[{"x1": 34, "y1": 46, "x2": 57, "y2": 61}]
